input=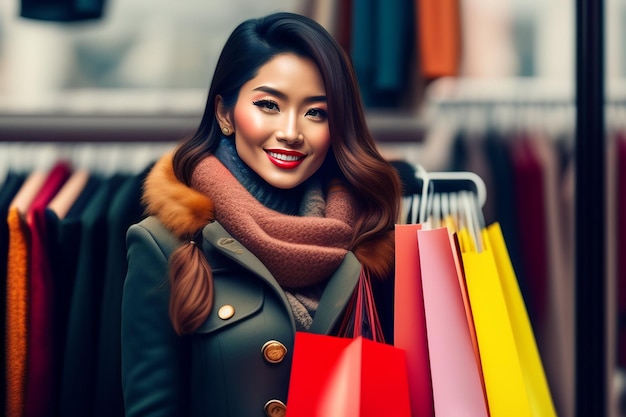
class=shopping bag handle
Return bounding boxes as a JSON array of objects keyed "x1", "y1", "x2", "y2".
[{"x1": 337, "y1": 267, "x2": 385, "y2": 343}]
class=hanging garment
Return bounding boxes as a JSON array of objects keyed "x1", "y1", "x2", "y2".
[
  {"x1": 0, "y1": 173, "x2": 26, "y2": 416},
  {"x1": 93, "y1": 166, "x2": 151, "y2": 417},
  {"x1": 484, "y1": 132, "x2": 527, "y2": 302},
  {"x1": 58, "y1": 174, "x2": 128, "y2": 417},
  {"x1": 509, "y1": 134, "x2": 548, "y2": 332},
  {"x1": 46, "y1": 175, "x2": 103, "y2": 417},
  {"x1": 529, "y1": 134, "x2": 575, "y2": 417},
  {"x1": 336, "y1": 0, "x2": 353, "y2": 53},
  {"x1": 460, "y1": 131, "x2": 497, "y2": 225},
  {"x1": 6, "y1": 171, "x2": 47, "y2": 417},
  {"x1": 415, "y1": 0, "x2": 461, "y2": 78},
  {"x1": 351, "y1": 0, "x2": 414, "y2": 108},
  {"x1": 20, "y1": 0, "x2": 106, "y2": 21},
  {"x1": 6, "y1": 207, "x2": 30, "y2": 417},
  {"x1": 24, "y1": 162, "x2": 72, "y2": 417}
]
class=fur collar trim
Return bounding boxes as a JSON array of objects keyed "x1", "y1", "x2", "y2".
[{"x1": 142, "y1": 152, "x2": 214, "y2": 240}]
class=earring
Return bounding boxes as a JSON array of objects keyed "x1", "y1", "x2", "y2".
[{"x1": 222, "y1": 126, "x2": 231, "y2": 135}]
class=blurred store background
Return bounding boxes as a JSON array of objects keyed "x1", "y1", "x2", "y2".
[{"x1": 0, "y1": 0, "x2": 624, "y2": 416}]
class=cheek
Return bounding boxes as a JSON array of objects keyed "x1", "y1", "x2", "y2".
[
  {"x1": 233, "y1": 106, "x2": 267, "y2": 141},
  {"x1": 314, "y1": 128, "x2": 331, "y2": 153}
]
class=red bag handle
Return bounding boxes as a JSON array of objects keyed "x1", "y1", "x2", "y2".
[{"x1": 337, "y1": 267, "x2": 385, "y2": 343}]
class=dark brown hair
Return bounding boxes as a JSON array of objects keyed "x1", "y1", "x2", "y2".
[{"x1": 168, "y1": 12, "x2": 402, "y2": 335}]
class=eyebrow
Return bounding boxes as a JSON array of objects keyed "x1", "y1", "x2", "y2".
[{"x1": 252, "y1": 86, "x2": 327, "y2": 103}]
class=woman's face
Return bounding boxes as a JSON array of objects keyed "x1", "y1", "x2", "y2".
[{"x1": 217, "y1": 53, "x2": 331, "y2": 189}]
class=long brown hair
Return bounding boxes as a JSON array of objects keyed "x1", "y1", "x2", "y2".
[{"x1": 168, "y1": 12, "x2": 401, "y2": 335}]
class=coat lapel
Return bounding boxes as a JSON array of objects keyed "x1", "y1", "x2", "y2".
[
  {"x1": 308, "y1": 251, "x2": 361, "y2": 334},
  {"x1": 202, "y1": 221, "x2": 360, "y2": 335}
]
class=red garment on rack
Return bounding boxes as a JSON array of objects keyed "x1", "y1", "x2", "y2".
[
  {"x1": 24, "y1": 162, "x2": 72, "y2": 417},
  {"x1": 509, "y1": 135, "x2": 548, "y2": 333},
  {"x1": 336, "y1": 0, "x2": 353, "y2": 54},
  {"x1": 531, "y1": 134, "x2": 575, "y2": 417}
]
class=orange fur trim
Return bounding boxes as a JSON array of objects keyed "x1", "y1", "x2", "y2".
[{"x1": 142, "y1": 152, "x2": 215, "y2": 239}]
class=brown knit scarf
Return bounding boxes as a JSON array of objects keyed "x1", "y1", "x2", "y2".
[{"x1": 191, "y1": 156, "x2": 358, "y2": 288}]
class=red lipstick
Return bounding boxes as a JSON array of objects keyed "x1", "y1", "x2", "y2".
[{"x1": 265, "y1": 149, "x2": 306, "y2": 169}]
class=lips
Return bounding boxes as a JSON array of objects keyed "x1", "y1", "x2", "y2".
[{"x1": 265, "y1": 149, "x2": 306, "y2": 169}]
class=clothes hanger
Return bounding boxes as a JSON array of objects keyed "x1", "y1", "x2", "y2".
[
  {"x1": 47, "y1": 168, "x2": 89, "y2": 219},
  {"x1": 9, "y1": 171, "x2": 48, "y2": 216},
  {"x1": 7, "y1": 143, "x2": 63, "y2": 215},
  {"x1": 415, "y1": 169, "x2": 487, "y2": 224},
  {"x1": 412, "y1": 166, "x2": 488, "y2": 251}
]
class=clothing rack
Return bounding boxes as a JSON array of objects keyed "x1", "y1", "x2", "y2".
[{"x1": 423, "y1": 77, "x2": 626, "y2": 112}]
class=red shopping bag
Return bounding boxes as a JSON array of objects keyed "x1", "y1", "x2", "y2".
[
  {"x1": 394, "y1": 224, "x2": 434, "y2": 416},
  {"x1": 285, "y1": 332, "x2": 411, "y2": 417},
  {"x1": 286, "y1": 267, "x2": 411, "y2": 417}
]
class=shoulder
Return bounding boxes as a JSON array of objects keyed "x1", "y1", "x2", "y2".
[{"x1": 127, "y1": 216, "x2": 183, "y2": 261}]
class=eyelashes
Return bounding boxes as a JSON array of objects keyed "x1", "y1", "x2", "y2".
[
  {"x1": 305, "y1": 108, "x2": 328, "y2": 119},
  {"x1": 252, "y1": 99, "x2": 279, "y2": 111},
  {"x1": 252, "y1": 99, "x2": 328, "y2": 121}
]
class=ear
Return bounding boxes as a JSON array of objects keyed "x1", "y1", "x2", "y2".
[{"x1": 215, "y1": 95, "x2": 234, "y2": 133}]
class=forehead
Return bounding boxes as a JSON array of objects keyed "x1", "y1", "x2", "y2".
[{"x1": 243, "y1": 53, "x2": 326, "y2": 96}]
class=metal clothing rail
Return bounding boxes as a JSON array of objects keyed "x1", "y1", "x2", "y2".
[
  {"x1": 0, "y1": 87, "x2": 425, "y2": 143},
  {"x1": 424, "y1": 77, "x2": 626, "y2": 105},
  {"x1": 0, "y1": 111, "x2": 424, "y2": 143}
]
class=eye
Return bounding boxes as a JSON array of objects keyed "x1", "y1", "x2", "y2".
[
  {"x1": 253, "y1": 99, "x2": 279, "y2": 112},
  {"x1": 305, "y1": 107, "x2": 328, "y2": 121}
]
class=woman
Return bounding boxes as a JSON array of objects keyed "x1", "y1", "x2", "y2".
[{"x1": 121, "y1": 12, "x2": 402, "y2": 417}]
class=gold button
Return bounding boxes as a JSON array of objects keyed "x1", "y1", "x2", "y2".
[
  {"x1": 261, "y1": 340, "x2": 287, "y2": 364},
  {"x1": 264, "y1": 399, "x2": 286, "y2": 417},
  {"x1": 217, "y1": 305, "x2": 235, "y2": 320}
]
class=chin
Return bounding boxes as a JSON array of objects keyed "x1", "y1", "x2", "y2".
[{"x1": 264, "y1": 177, "x2": 305, "y2": 190}]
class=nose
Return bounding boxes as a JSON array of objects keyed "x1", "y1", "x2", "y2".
[{"x1": 276, "y1": 113, "x2": 303, "y2": 144}]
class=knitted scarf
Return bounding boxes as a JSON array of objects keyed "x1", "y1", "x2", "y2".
[{"x1": 191, "y1": 156, "x2": 357, "y2": 289}]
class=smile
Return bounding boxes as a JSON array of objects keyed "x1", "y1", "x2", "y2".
[{"x1": 265, "y1": 149, "x2": 306, "y2": 169}]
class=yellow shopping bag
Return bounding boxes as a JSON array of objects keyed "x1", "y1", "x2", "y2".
[
  {"x1": 460, "y1": 227, "x2": 533, "y2": 417},
  {"x1": 487, "y1": 222, "x2": 557, "y2": 417}
]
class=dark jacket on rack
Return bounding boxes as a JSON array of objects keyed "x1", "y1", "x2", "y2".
[{"x1": 121, "y1": 153, "x2": 394, "y2": 417}]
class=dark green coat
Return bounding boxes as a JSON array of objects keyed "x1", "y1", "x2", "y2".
[{"x1": 122, "y1": 216, "x2": 361, "y2": 417}]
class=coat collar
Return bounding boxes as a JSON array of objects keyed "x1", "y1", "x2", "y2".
[{"x1": 203, "y1": 221, "x2": 360, "y2": 334}]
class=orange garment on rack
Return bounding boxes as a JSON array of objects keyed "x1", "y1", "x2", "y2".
[
  {"x1": 415, "y1": 0, "x2": 461, "y2": 78},
  {"x1": 5, "y1": 207, "x2": 30, "y2": 417},
  {"x1": 5, "y1": 171, "x2": 46, "y2": 417}
]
